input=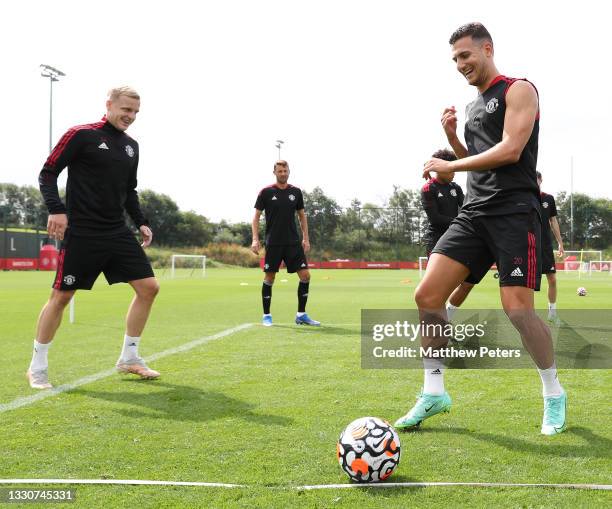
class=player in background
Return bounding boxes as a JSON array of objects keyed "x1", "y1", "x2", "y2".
[
  {"x1": 537, "y1": 171, "x2": 565, "y2": 321},
  {"x1": 28, "y1": 86, "x2": 160, "y2": 390},
  {"x1": 395, "y1": 23, "x2": 566, "y2": 435},
  {"x1": 251, "y1": 160, "x2": 320, "y2": 327},
  {"x1": 421, "y1": 148, "x2": 474, "y2": 319}
]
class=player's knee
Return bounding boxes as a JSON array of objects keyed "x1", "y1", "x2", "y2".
[
  {"x1": 547, "y1": 275, "x2": 557, "y2": 288},
  {"x1": 149, "y1": 281, "x2": 161, "y2": 298},
  {"x1": 461, "y1": 282, "x2": 474, "y2": 292},
  {"x1": 51, "y1": 290, "x2": 74, "y2": 308},
  {"x1": 414, "y1": 284, "x2": 444, "y2": 310},
  {"x1": 264, "y1": 274, "x2": 275, "y2": 285},
  {"x1": 138, "y1": 280, "x2": 160, "y2": 300},
  {"x1": 149, "y1": 282, "x2": 160, "y2": 299}
]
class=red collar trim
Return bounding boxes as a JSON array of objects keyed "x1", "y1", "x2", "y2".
[{"x1": 485, "y1": 75, "x2": 508, "y2": 91}]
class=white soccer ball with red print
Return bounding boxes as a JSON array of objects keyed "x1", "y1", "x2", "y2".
[{"x1": 337, "y1": 416, "x2": 401, "y2": 483}]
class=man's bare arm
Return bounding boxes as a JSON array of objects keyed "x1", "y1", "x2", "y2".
[
  {"x1": 550, "y1": 216, "x2": 565, "y2": 257},
  {"x1": 441, "y1": 106, "x2": 469, "y2": 159},
  {"x1": 424, "y1": 81, "x2": 539, "y2": 177},
  {"x1": 297, "y1": 209, "x2": 310, "y2": 253},
  {"x1": 251, "y1": 209, "x2": 262, "y2": 254}
]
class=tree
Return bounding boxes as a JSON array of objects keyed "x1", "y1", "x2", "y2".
[
  {"x1": 0, "y1": 183, "x2": 47, "y2": 228},
  {"x1": 386, "y1": 186, "x2": 423, "y2": 245},
  {"x1": 175, "y1": 211, "x2": 214, "y2": 247},
  {"x1": 555, "y1": 192, "x2": 612, "y2": 249},
  {"x1": 302, "y1": 187, "x2": 342, "y2": 251},
  {"x1": 589, "y1": 198, "x2": 612, "y2": 249},
  {"x1": 138, "y1": 190, "x2": 181, "y2": 245}
]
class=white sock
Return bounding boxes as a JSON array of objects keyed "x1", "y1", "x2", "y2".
[
  {"x1": 423, "y1": 358, "x2": 445, "y2": 395},
  {"x1": 548, "y1": 302, "x2": 556, "y2": 310},
  {"x1": 446, "y1": 302, "x2": 458, "y2": 320},
  {"x1": 296, "y1": 312, "x2": 306, "y2": 317},
  {"x1": 120, "y1": 334, "x2": 140, "y2": 362},
  {"x1": 538, "y1": 363, "x2": 563, "y2": 397},
  {"x1": 30, "y1": 340, "x2": 50, "y2": 372}
]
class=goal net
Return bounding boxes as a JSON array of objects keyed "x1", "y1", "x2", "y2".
[
  {"x1": 563, "y1": 250, "x2": 602, "y2": 274},
  {"x1": 588, "y1": 260, "x2": 612, "y2": 275},
  {"x1": 171, "y1": 254, "x2": 207, "y2": 278}
]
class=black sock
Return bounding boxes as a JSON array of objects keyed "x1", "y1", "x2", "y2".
[
  {"x1": 298, "y1": 281, "x2": 309, "y2": 313},
  {"x1": 262, "y1": 281, "x2": 272, "y2": 314}
]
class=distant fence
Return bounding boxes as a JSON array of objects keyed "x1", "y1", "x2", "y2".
[{"x1": 0, "y1": 225, "x2": 58, "y2": 270}]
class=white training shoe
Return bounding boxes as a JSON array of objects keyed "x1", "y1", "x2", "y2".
[
  {"x1": 116, "y1": 358, "x2": 160, "y2": 379},
  {"x1": 27, "y1": 369, "x2": 53, "y2": 390}
]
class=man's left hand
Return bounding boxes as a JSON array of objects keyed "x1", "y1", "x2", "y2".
[
  {"x1": 557, "y1": 244, "x2": 565, "y2": 258},
  {"x1": 140, "y1": 225, "x2": 153, "y2": 247},
  {"x1": 423, "y1": 157, "x2": 453, "y2": 180}
]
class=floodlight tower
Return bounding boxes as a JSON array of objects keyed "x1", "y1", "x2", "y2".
[
  {"x1": 40, "y1": 64, "x2": 66, "y2": 153},
  {"x1": 40, "y1": 64, "x2": 71, "y2": 321},
  {"x1": 275, "y1": 139, "x2": 285, "y2": 160}
]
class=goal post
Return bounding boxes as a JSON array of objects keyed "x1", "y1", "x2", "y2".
[
  {"x1": 563, "y1": 250, "x2": 602, "y2": 274},
  {"x1": 418, "y1": 256, "x2": 428, "y2": 279},
  {"x1": 171, "y1": 254, "x2": 207, "y2": 278}
]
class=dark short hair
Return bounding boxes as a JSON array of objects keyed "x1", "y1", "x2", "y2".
[
  {"x1": 536, "y1": 171, "x2": 542, "y2": 179},
  {"x1": 449, "y1": 22, "x2": 493, "y2": 46},
  {"x1": 432, "y1": 148, "x2": 457, "y2": 162}
]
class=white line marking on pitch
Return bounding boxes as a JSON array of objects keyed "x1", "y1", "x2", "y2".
[
  {"x1": 296, "y1": 481, "x2": 612, "y2": 491},
  {"x1": 0, "y1": 480, "x2": 609, "y2": 491},
  {"x1": 0, "y1": 323, "x2": 252, "y2": 414},
  {"x1": 0, "y1": 479, "x2": 245, "y2": 488}
]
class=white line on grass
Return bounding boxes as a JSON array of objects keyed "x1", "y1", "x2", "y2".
[
  {"x1": 296, "y1": 481, "x2": 612, "y2": 491},
  {"x1": 0, "y1": 480, "x2": 609, "y2": 491},
  {"x1": 0, "y1": 479, "x2": 245, "y2": 488},
  {"x1": 0, "y1": 323, "x2": 252, "y2": 414}
]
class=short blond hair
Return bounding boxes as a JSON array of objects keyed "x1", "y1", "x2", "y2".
[
  {"x1": 274, "y1": 160, "x2": 289, "y2": 171},
  {"x1": 108, "y1": 86, "x2": 140, "y2": 101}
]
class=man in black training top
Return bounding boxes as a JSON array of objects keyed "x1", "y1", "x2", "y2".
[
  {"x1": 537, "y1": 171, "x2": 565, "y2": 321},
  {"x1": 251, "y1": 160, "x2": 320, "y2": 327},
  {"x1": 28, "y1": 86, "x2": 160, "y2": 390},
  {"x1": 421, "y1": 148, "x2": 474, "y2": 319},
  {"x1": 395, "y1": 23, "x2": 566, "y2": 436}
]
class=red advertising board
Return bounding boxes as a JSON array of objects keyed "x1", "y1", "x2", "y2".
[
  {"x1": 258, "y1": 259, "x2": 424, "y2": 269},
  {"x1": 4, "y1": 258, "x2": 38, "y2": 270}
]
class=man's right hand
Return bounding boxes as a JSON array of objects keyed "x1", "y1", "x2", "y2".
[
  {"x1": 47, "y1": 213, "x2": 68, "y2": 241},
  {"x1": 441, "y1": 106, "x2": 458, "y2": 140},
  {"x1": 251, "y1": 240, "x2": 260, "y2": 254}
]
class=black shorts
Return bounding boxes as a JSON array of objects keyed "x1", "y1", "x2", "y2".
[
  {"x1": 541, "y1": 244, "x2": 556, "y2": 274},
  {"x1": 52, "y1": 229, "x2": 155, "y2": 291},
  {"x1": 426, "y1": 238, "x2": 479, "y2": 285},
  {"x1": 425, "y1": 239, "x2": 440, "y2": 259},
  {"x1": 432, "y1": 209, "x2": 542, "y2": 290},
  {"x1": 264, "y1": 244, "x2": 308, "y2": 273}
]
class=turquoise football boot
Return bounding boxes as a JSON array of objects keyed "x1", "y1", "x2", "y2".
[{"x1": 394, "y1": 390, "x2": 452, "y2": 430}]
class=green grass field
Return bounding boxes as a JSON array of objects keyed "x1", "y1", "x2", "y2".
[{"x1": 1, "y1": 268, "x2": 611, "y2": 508}]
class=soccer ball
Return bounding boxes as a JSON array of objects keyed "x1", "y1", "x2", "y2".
[
  {"x1": 577, "y1": 287, "x2": 587, "y2": 296},
  {"x1": 337, "y1": 416, "x2": 401, "y2": 483}
]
